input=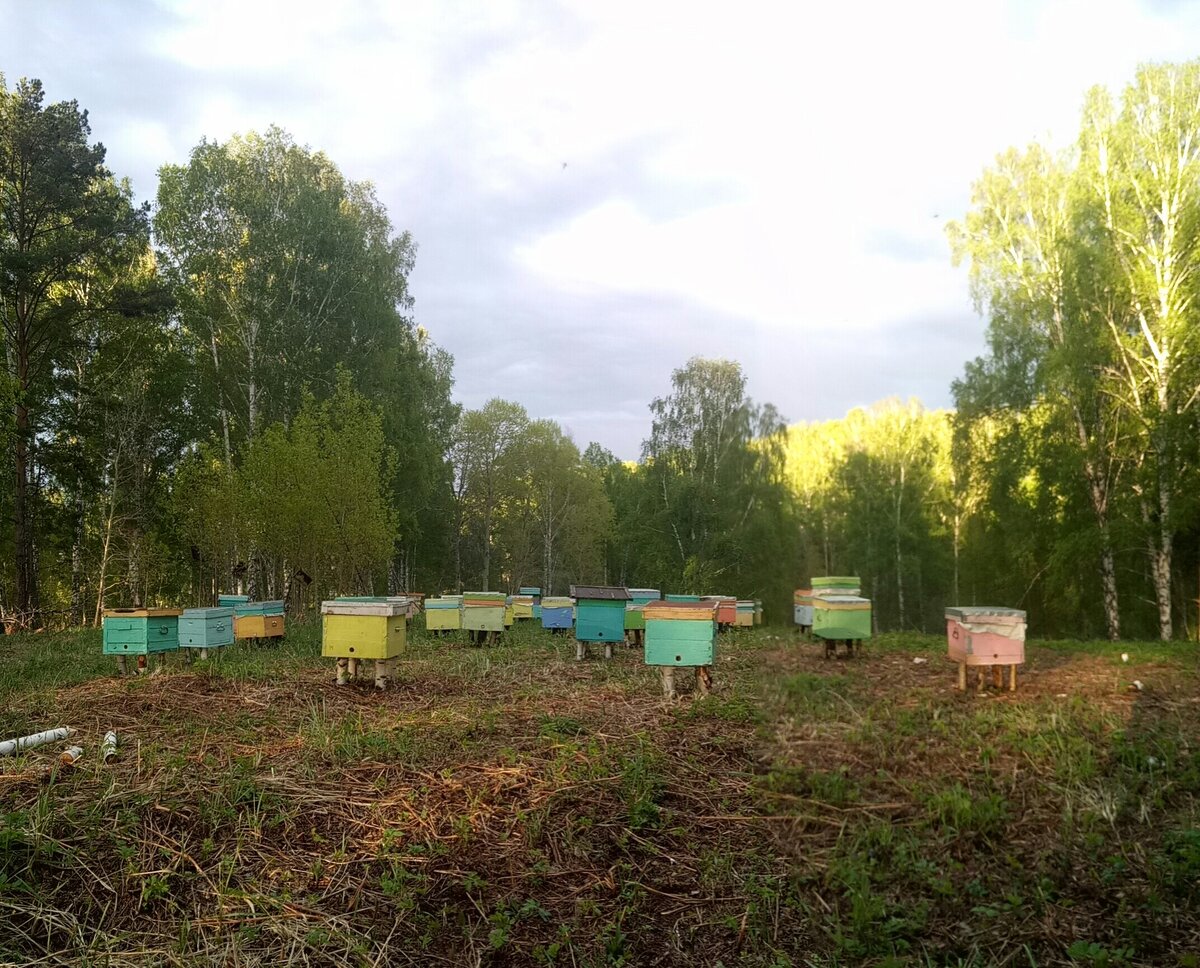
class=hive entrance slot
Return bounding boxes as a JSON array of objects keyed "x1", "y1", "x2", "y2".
[{"x1": 675, "y1": 654, "x2": 682, "y2": 662}]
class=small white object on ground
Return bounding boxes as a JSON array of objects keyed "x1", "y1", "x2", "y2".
[
  {"x1": 60, "y1": 746, "x2": 83, "y2": 765},
  {"x1": 0, "y1": 726, "x2": 76, "y2": 757},
  {"x1": 913, "y1": 657, "x2": 927, "y2": 664},
  {"x1": 1133, "y1": 679, "x2": 1144, "y2": 691},
  {"x1": 1122, "y1": 653, "x2": 1129, "y2": 663},
  {"x1": 101, "y1": 731, "x2": 118, "y2": 763}
]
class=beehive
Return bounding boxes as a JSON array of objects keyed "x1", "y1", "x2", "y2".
[
  {"x1": 665, "y1": 594, "x2": 702, "y2": 603},
  {"x1": 644, "y1": 599, "x2": 718, "y2": 698},
  {"x1": 462, "y1": 592, "x2": 506, "y2": 633},
  {"x1": 179, "y1": 606, "x2": 235, "y2": 656},
  {"x1": 321, "y1": 599, "x2": 407, "y2": 688},
  {"x1": 624, "y1": 588, "x2": 661, "y2": 634},
  {"x1": 541, "y1": 596, "x2": 574, "y2": 630},
  {"x1": 511, "y1": 594, "x2": 535, "y2": 620},
  {"x1": 103, "y1": 609, "x2": 182, "y2": 672},
  {"x1": 735, "y1": 601, "x2": 755, "y2": 627},
  {"x1": 703, "y1": 595, "x2": 737, "y2": 627},
  {"x1": 504, "y1": 597, "x2": 515, "y2": 626},
  {"x1": 793, "y1": 589, "x2": 814, "y2": 628},
  {"x1": 946, "y1": 606, "x2": 1026, "y2": 691},
  {"x1": 218, "y1": 594, "x2": 250, "y2": 608},
  {"x1": 812, "y1": 593, "x2": 871, "y2": 657},
  {"x1": 233, "y1": 600, "x2": 285, "y2": 640},
  {"x1": 572, "y1": 585, "x2": 630, "y2": 643},
  {"x1": 519, "y1": 587, "x2": 542, "y2": 619},
  {"x1": 425, "y1": 596, "x2": 462, "y2": 632}
]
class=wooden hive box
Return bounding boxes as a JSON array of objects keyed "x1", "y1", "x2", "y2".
[
  {"x1": 945, "y1": 607, "x2": 1026, "y2": 666},
  {"x1": 179, "y1": 606, "x2": 235, "y2": 650},
  {"x1": 424, "y1": 596, "x2": 462, "y2": 631},
  {"x1": 624, "y1": 588, "x2": 660, "y2": 632},
  {"x1": 233, "y1": 600, "x2": 285, "y2": 639},
  {"x1": 540, "y1": 596, "x2": 574, "y2": 629},
  {"x1": 518, "y1": 586, "x2": 542, "y2": 619},
  {"x1": 703, "y1": 596, "x2": 737, "y2": 626},
  {"x1": 218, "y1": 593, "x2": 250, "y2": 608},
  {"x1": 793, "y1": 589, "x2": 814, "y2": 627},
  {"x1": 643, "y1": 600, "x2": 718, "y2": 666},
  {"x1": 735, "y1": 601, "x2": 755, "y2": 627},
  {"x1": 103, "y1": 608, "x2": 183, "y2": 656},
  {"x1": 321, "y1": 599, "x2": 407, "y2": 660},
  {"x1": 571, "y1": 585, "x2": 630, "y2": 642},
  {"x1": 462, "y1": 592, "x2": 506, "y2": 632},
  {"x1": 665, "y1": 594, "x2": 701, "y2": 603},
  {"x1": 812, "y1": 595, "x2": 872, "y2": 640},
  {"x1": 511, "y1": 594, "x2": 535, "y2": 620}
]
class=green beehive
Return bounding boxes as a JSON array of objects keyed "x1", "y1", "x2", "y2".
[
  {"x1": 624, "y1": 588, "x2": 660, "y2": 633},
  {"x1": 462, "y1": 592, "x2": 506, "y2": 634},
  {"x1": 643, "y1": 600, "x2": 718, "y2": 699},
  {"x1": 812, "y1": 595, "x2": 872, "y2": 640},
  {"x1": 103, "y1": 608, "x2": 183, "y2": 673},
  {"x1": 570, "y1": 585, "x2": 630, "y2": 660}
]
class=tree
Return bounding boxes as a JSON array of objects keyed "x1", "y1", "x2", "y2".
[{"x1": 0, "y1": 76, "x2": 150, "y2": 625}]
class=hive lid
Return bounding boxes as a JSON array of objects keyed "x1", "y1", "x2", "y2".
[
  {"x1": 104, "y1": 607, "x2": 184, "y2": 618},
  {"x1": 518, "y1": 587, "x2": 542, "y2": 595},
  {"x1": 570, "y1": 585, "x2": 631, "y2": 601},
  {"x1": 542, "y1": 596, "x2": 574, "y2": 607},
  {"x1": 644, "y1": 601, "x2": 718, "y2": 620},
  {"x1": 812, "y1": 576, "x2": 860, "y2": 586},
  {"x1": 815, "y1": 595, "x2": 871, "y2": 610},
  {"x1": 321, "y1": 600, "x2": 407, "y2": 617},
  {"x1": 736, "y1": 601, "x2": 755, "y2": 608},
  {"x1": 183, "y1": 606, "x2": 234, "y2": 619},
  {"x1": 945, "y1": 606, "x2": 1026, "y2": 623},
  {"x1": 627, "y1": 588, "x2": 661, "y2": 598}
]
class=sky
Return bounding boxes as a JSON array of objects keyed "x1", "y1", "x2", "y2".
[{"x1": 3, "y1": 0, "x2": 1200, "y2": 458}]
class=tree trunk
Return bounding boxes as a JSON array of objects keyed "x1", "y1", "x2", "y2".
[
  {"x1": 71, "y1": 481, "x2": 85, "y2": 626},
  {"x1": 13, "y1": 372, "x2": 36, "y2": 627}
]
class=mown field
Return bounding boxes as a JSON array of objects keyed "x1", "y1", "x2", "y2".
[{"x1": 1, "y1": 622, "x2": 1198, "y2": 967}]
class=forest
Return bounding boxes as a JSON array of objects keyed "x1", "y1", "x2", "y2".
[{"x1": 5, "y1": 62, "x2": 1200, "y2": 641}]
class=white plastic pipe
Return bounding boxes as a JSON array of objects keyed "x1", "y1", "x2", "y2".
[{"x1": 0, "y1": 726, "x2": 76, "y2": 757}]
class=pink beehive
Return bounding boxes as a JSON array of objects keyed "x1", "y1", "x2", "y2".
[{"x1": 946, "y1": 606, "x2": 1026, "y2": 691}]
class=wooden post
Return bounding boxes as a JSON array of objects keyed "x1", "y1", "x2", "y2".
[
  {"x1": 1009, "y1": 664, "x2": 1017, "y2": 692},
  {"x1": 374, "y1": 659, "x2": 388, "y2": 690},
  {"x1": 993, "y1": 665, "x2": 1002, "y2": 689},
  {"x1": 957, "y1": 661, "x2": 966, "y2": 691},
  {"x1": 575, "y1": 640, "x2": 586, "y2": 661},
  {"x1": 199, "y1": 648, "x2": 209, "y2": 661},
  {"x1": 348, "y1": 657, "x2": 360, "y2": 681},
  {"x1": 136, "y1": 655, "x2": 147, "y2": 676},
  {"x1": 335, "y1": 657, "x2": 349, "y2": 686},
  {"x1": 116, "y1": 655, "x2": 128, "y2": 676},
  {"x1": 604, "y1": 642, "x2": 613, "y2": 660},
  {"x1": 697, "y1": 665, "x2": 713, "y2": 696},
  {"x1": 661, "y1": 666, "x2": 676, "y2": 700}
]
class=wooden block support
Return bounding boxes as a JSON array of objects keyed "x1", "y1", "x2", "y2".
[
  {"x1": 661, "y1": 666, "x2": 676, "y2": 700},
  {"x1": 374, "y1": 659, "x2": 391, "y2": 689},
  {"x1": 575, "y1": 640, "x2": 586, "y2": 661},
  {"x1": 136, "y1": 655, "x2": 147, "y2": 675},
  {"x1": 348, "y1": 657, "x2": 360, "y2": 681},
  {"x1": 696, "y1": 665, "x2": 713, "y2": 696},
  {"x1": 603, "y1": 642, "x2": 613, "y2": 660},
  {"x1": 1009, "y1": 664, "x2": 1017, "y2": 692},
  {"x1": 957, "y1": 661, "x2": 966, "y2": 691},
  {"x1": 335, "y1": 657, "x2": 349, "y2": 686},
  {"x1": 116, "y1": 655, "x2": 128, "y2": 676}
]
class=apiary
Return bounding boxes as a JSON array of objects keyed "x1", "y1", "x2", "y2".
[
  {"x1": 178, "y1": 606, "x2": 235, "y2": 658},
  {"x1": 541, "y1": 596, "x2": 574, "y2": 630},
  {"x1": 233, "y1": 600, "x2": 285, "y2": 640},
  {"x1": 103, "y1": 608, "x2": 183, "y2": 674},
  {"x1": 424, "y1": 596, "x2": 462, "y2": 633},
  {"x1": 812, "y1": 592, "x2": 872, "y2": 657},
  {"x1": 644, "y1": 599, "x2": 718, "y2": 699},
  {"x1": 735, "y1": 601, "x2": 756, "y2": 627},
  {"x1": 462, "y1": 592, "x2": 506, "y2": 644},
  {"x1": 321, "y1": 599, "x2": 406, "y2": 688},
  {"x1": 571, "y1": 585, "x2": 631, "y2": 660},
  {"x1": 793, "y1": 589, "x2": 814, "y2": 629},
  {"x1": 946, "y1": 606, "x2": 1026, "y2": 691}
]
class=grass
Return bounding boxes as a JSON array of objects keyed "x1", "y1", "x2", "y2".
[{"x1": 0, "y1": 623, "x2": 1197, "y2": 966}]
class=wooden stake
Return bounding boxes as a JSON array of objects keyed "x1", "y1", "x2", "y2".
[
  {"x1": 697, "y1": 665, "x2": 713, "y2": 696},
  {"x1": 199, "y1": 648, "x2": 209, "y2": 661},
  {"x1": 136, "y1": 655, "x2": 147, "y2": 676},
  {"x1": 575, "y1": 640, "x2": 586, "y2": 661},
  {"x1": 116, "y1": 655, "x2": 128, "y2": 676},
  {"x1": 993, "y1": 665, "x2": 1002, "y2": 689},
  {"x1": 348, "y1": 657, "x2": 360, "y2": 681},
  {"x1": 603, "y1": 642, "x2": 613, "y2": 660},
  {"x1": 335, "y1": 657, "x2": 349, "y2": 686},
  {"x1": 374, "y1": 659, "x2": 388, "y2": 690},
  {"x1": 661, "y1": 665, "x2": 676, "y2": 700},
  {"x1": 957, "y1": 661, "x2": 966, "y2": 691},
  {"x1": 1009, "y1": 664, "x2": 1017, "y2": 692}
]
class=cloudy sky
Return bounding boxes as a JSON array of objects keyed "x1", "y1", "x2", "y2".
[{"x1": 3, "y1": 0, "x2": 1200, "y2": 457}]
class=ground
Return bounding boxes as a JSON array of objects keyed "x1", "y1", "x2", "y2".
[{"x1": 1, "y1": 623, "x2": 1198, "y2": 967}]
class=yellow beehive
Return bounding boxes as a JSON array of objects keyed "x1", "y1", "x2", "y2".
[{"x1": 321, "y1": 601, "x2": 407, "y2": 660}]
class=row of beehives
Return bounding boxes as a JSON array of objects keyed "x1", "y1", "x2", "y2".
[
  {"x1": 423, "y1": 587, "x2": 763, "y2": 635},
  {"x1": 101, "y1": 594, "x2": 285, "y2": 673},
  {"x1": 793, "y1": 576, "x2": 1027, "y2": 690},
  {"x1": 327, "y1": 585, "x2": 763, "y2": 696}
]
